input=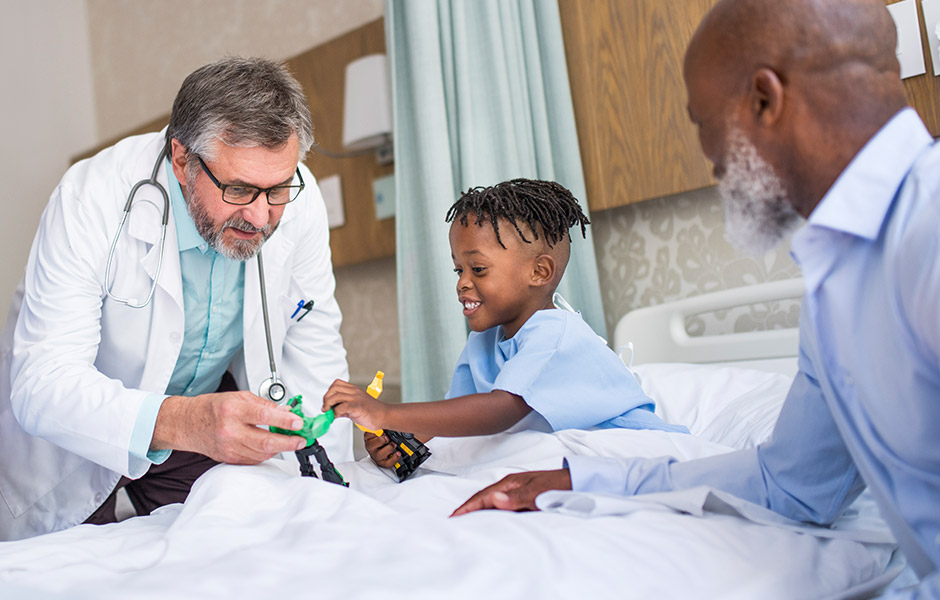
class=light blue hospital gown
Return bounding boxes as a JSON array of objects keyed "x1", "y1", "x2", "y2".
[{"x1": 445, "y1": 309, "x2": 687, "y2": 433}]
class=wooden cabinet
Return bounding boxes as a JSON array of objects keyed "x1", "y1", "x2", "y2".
[
  {"x1": 558, "y1": 0, "x2": 718, "y2": 211},
  {"x1": 288, "y1": 19, "x2": 395, "y2": 267},
  {"x1": 560, "y1": 0, "x2": 940, "y2": 212},
  {"x1": 74, "y1": 19, "x2": 395, "y2": 268}
]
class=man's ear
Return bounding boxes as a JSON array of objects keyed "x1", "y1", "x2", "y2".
[
  {"x1": 169, "y1": 138, "x2": 190, "y2": 187},
  {"x1": 751, "y1": 67, "x2": 785, "y2": 127},
  {"x1": 531, "y1": 254, "x2": 556, "y2": 287}
]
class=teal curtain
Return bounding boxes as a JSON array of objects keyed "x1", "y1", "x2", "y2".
[{"x1": 386, "y1": 0, "x2": 606, "y2": 402}]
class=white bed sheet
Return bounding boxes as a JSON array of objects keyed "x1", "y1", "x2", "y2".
[{"x1": 0, "y1": 365, "x2": 898, "y2": 600}]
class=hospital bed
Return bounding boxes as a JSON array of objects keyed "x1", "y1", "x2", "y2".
[{"x1": 0, "y1": 278, "x2": 900, "y2": 599}]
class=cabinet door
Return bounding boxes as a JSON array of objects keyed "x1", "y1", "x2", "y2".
[
  {"x1": 561, "y1": 0, "x2": 940, "y2": 213},
  {"x1": 559, "y1": 0, "x2": 718, "y2": 211}
]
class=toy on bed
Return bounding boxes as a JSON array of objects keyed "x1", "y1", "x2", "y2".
[
  {"x1": 270, "y1": 396, "x2": 347, "y2": 486},
  {"x1": 354, "y1": 371, "x2": 432, "y2": 482}
]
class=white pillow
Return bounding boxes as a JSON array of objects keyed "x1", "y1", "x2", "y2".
[{"x1": 631, "y1": 363, "x2": 792, "y2": 450}]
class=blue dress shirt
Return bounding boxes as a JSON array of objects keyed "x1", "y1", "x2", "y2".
[
  {"x1": 128, "y1": 160, "x2": 245, "y2": 464},
  {"x1": 566, "y1": 109, "x2": 940, "y2": 597}
]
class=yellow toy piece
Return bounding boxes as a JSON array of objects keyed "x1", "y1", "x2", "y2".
[{"x1": 356, "y1": 370, "x2": 431, "y2": 480}]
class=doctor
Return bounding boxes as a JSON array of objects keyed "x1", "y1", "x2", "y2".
[{"x1": 0, "y1": 57, "x2": 351, "y2": 540}]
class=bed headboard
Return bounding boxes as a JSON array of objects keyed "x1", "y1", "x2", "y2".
[{"x1": 613, "y1": 278, "x2": 804, "y2": 375}]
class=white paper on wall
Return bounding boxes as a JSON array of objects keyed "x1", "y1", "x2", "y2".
[
  {"x1": 372, "y1": 173, "x2": 395, "y2": 221},
  {"x1": 922, "y1": 0, "x2": 940, "y2": 76},
  {"x1": 318, "y1": 174, "x2": 345, "y2": 229},
  {"x1": 887, "y1": 0, "x2": 927, "y2": 78}
]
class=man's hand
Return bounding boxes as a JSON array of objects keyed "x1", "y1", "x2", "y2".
[
  {"x1": 363, "y1": 430, "x2": 400, "y2": 468},
  {"x1": 152, "y1": 392, "x2": 307, "y2": 464},
  {"x1": 322, "y1": 379, "x2": 388, "y2": 431},
  {"x1": 450, "y1": 469, "x2": 572, "y2": 516}
]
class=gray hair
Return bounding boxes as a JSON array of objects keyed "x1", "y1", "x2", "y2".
[{"x1": 165, "y1": 56, "x2": 313, "y2": 162}]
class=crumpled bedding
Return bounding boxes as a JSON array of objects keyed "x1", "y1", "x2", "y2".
[{"x1": 0, "y1": 426, "x2": 897, "y2": 600}]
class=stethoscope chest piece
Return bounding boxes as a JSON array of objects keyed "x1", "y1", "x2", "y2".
[{"x1": 259, "y1": 377, "x2": 287, "y2": 404}]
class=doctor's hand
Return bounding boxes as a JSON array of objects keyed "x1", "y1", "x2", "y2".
[
  {"x1": 322, "y1": 379, "x2": 389, "y2": 432},
  {"x1": 151, "y1": 392, "x2": 307, "y2": 464},
  {"x1": 450, "y1": 469, "x2": 572, "y2": 517}
]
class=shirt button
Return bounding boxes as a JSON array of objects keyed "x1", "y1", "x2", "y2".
[
  {"x1": 94, "y1": 493, "x2": 104, "y2": 504},
  {"x1": 169, "y1": 332, "x2": 181, "y2": 343}
]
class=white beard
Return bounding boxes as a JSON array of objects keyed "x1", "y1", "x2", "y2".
[
  {"x1": 717, "y1": 129, "x2": 803, "y2": 255},
  {"x1": 185, "y1": 170, "x2": 273, "y2": 261}
]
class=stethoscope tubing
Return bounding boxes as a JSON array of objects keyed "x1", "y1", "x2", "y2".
[
  {"x1": 104, "y1": 146, "x2": 285, "y2": 402},
  {"x1": 104, "y1": 148, "x2": 170, "y2": 309},
  {"x1": 256, "y1": 250, "x2": 286, "y2": 402}
]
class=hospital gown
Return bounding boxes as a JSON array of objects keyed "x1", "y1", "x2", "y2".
[{"x1": 446, "y1": 309, "x2": 686, "y2": 433}]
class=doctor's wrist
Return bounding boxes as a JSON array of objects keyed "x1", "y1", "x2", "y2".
[{"x1": 150, "y1": 395, "x2": 189, "y2": 451}]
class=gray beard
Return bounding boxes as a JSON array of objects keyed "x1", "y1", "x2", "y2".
[
  {"x1": 718, "y1": 129, "x2": 803, "y2": 255},
  {"x1": 185, "y1": 172, "x2": 275, "y2": 261}
]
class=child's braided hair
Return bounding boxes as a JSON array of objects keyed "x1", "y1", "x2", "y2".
[{"x1": 445, "y1": 178, "x2": 590, "y2": 249}]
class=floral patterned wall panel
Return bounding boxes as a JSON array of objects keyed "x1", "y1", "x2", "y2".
[{"x1": 590, "y1": 185, "x2": 802, "y2": 337}]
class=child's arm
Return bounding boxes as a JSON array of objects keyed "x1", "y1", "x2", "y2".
[{"x1": 322, "y1": 379, "x2": 532, "y2": 437}]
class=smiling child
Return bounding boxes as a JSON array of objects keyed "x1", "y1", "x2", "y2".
[{"x1": 323, "y1": 179, "x2": 684, "y2": 467}]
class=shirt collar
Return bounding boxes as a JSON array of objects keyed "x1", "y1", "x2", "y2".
[
  {"x1": 791, "y1": 108, "x2": 932, "y2": 294},
  {"x1": 166, "y1": 158, "x2": 214, "y2": 254},
  {"x1": 806, "y1": 107, "x2": 932, "y2": 240}
]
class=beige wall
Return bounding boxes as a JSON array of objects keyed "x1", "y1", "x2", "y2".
[
  {"x1": 86, "y1": 0, "x2": 384, "y2": 141},
  {"x1": 0, "y1": 0, "x2": 98, "y2": 311}
]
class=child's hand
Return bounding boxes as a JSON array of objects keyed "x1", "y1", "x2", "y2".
[
  {"x1": 322, "y1": 379, "x2": 387, "y2": 431},
  {"x1": 363, "y1": 431, "x2": 400, "y2": 468}
]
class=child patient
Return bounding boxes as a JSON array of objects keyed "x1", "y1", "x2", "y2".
[{"x1": 323, "y1": 178, "x2": 684, "y2": 468}]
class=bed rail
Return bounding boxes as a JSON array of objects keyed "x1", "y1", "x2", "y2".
[{"x1": 613, "y1": 278, "x2": 804, "y2": 369}]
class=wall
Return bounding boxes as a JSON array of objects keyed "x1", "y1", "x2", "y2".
[
  {"x1": 85, "y1": 0, "x2": 384, "y2": 142},
  {"x1": 592, "y1": 185, "x2": 801, "y2": 337},
  {"x1": 332, "y1": 257, "x2": 401, "y2": 389},
  {"x1": 0, "y1": 0, "x2": 98, "y2": 312}
]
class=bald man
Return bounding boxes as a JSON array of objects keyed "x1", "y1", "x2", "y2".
[{"x1": 453, "y1": 0, "x2": 940, "y2": 595}]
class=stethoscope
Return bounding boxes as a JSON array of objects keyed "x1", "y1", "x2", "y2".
[{"x1": 105, "y1": 148, "x2": 288, "y2": 404}]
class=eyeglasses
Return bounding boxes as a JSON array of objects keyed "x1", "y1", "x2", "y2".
[{"x1": 195, "y1": 155, "x2": 305, "y2": 206}]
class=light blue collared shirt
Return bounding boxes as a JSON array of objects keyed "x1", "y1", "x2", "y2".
[
  {"x1": 128, "y1": 160, "x2": 245, "y2": 465},
  {"x1": 566, "y1": 109, "x2": 940, "y2": 597}
]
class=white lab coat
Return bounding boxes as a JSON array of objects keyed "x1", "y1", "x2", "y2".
[{"x1": 0, "y1": 131, "x2": 351, "y2": 540}]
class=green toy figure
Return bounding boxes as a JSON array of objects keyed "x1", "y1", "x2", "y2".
[{"x1": 271, "y1": 396, "x2": 347, "y2": 486}]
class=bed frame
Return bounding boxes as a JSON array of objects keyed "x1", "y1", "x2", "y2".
[{"x1": 613, "y1": 278, "x2": 804, "y2": 375}]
